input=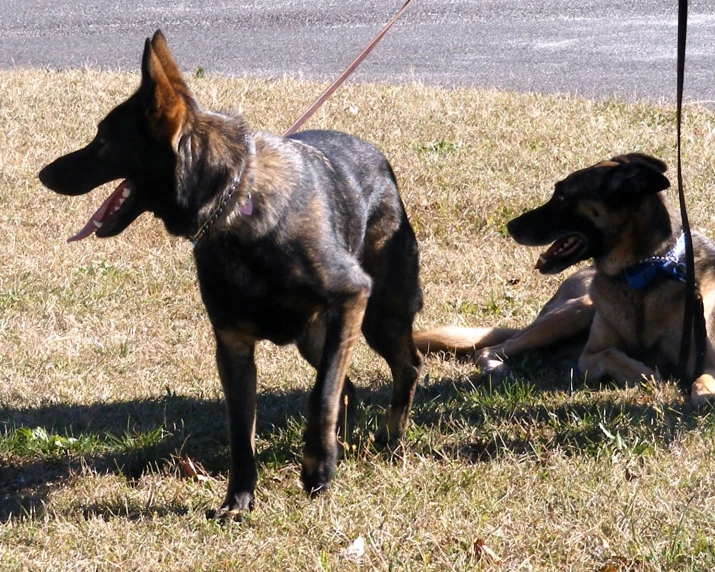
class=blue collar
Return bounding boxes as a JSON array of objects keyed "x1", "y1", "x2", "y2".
[{"x1": 620, "y1": 234, "x2": 686, "y2": 289}]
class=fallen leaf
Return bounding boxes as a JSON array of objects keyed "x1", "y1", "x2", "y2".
[
  {"x1": 599, "y1": 556, "x2": 644, "y2": 572},
  {"x1": 344, "y1": 536, "x2": 365, "y2": 563},
  {"x1": 624, "y1": 465, "x2": 640, "y2": 481},
  {"x1": 471, "y1": 538, "x2": 502, "y2": 565},
  {"x1": 179, "y1": 455, "x2": 210, "y2": 483}
]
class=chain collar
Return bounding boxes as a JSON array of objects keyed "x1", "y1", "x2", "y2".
[
  {"x1": 620, "y1": 233, "x2": 686, "y2": 289},
  {"x1": 190, "y1": 134, "x2": 255, "y2": 246}
]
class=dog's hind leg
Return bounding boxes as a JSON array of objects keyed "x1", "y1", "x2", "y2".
[
  {"x1": 579, "y1": 313, "x2": 658, "y2": 383},
  {"x1": 361, "y1": 213, "x2": 423, "y2": 446},
  {"x1": 296, "y1": 316, "x2": 357, "y2": 447},
  {"x1": 364, "y1": 318, "x2": 423, "y2": 446},
  {"x1": 208, "y1": 330, "x2": 258, "y2": 520},
  {"x1": 301, "y1": 282, "x2": 370, "y2": 496}
]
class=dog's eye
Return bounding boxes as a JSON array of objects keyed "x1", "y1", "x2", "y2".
[{"x1": 592, "y1": 208, "x2": 600, "y2": 217}]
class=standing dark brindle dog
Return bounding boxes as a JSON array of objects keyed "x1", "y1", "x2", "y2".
[{"x1": 39, "y1": 31, "x2": 423, "y2": 519}]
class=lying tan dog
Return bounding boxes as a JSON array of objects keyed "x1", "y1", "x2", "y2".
[{"x1": 416, "y1": 153, "x2": 715, "y2": 405}]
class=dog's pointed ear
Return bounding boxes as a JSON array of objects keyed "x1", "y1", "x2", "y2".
[
  {"x1": 140, "y1": 36, "x2": 187, "y2": 149},
  {"x1": 604, "y1": 158, "x2": 671, "y2": 198},
  {"x1": 150, "y1": 30, "x2": 192, "y2": 97},
  {"x1": 611, "y1": 153, "x2": 668, "y2": 174}
]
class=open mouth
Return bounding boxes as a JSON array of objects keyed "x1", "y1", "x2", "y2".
[
  {"x1": 535, "y1": 234, "x2": 588, "y2": 273},
  {"x1": 68, "y1": 180, "x2": 136, "y2": 242}
]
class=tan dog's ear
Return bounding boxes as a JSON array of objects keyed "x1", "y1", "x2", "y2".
[
  {"x1": 139, "y1": 37, "x2": 187, "y2": 148},
  {"x1": 611, "y1": 153, "x2": 668, "y2": 174},
  {"x1": 604, "y1": 160, "x2": 670, "y2": 199},
  {"x1": 150, "y1": 30, "x2": 193, "y2": 98}
]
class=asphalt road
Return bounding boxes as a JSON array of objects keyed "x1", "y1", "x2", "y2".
[{"x1": 1, "y1": 0, "x2": 714, "y2": 103}]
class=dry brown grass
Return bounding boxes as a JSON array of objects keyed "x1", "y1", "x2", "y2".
[{"x1": 2, "y1": 68, "x2": 715, "y2": 570}]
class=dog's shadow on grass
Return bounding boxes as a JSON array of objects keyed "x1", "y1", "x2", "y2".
[
  {"x1": 407, "y1": 357, "x2": 710, "y2": 463},
  {"x1": 0, "y1": 358, "x2": 709, "y2": 522},
  {"x1": 0, "y1": 390, "x2": 307, "y2": 522}
]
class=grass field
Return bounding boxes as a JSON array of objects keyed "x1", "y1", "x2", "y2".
[{"x1": 2, "y1": 68, "x2": 715, "y2": 570}]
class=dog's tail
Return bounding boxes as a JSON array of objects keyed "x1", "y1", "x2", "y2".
[{"x1": 413, "y1": 326, "x2": 518, "y2": 355}]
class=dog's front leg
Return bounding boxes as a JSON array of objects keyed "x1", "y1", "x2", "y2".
[
  {"x1": 578, "y1": 314, "x2": 657, "y2": 383},
  {"x1": 302, "y1": 290, "x2": 369, "y2": 496},
  {"x1": 208, "y1": 329, "x2": 258, "y2": 519},
  {"x1": 478, "y1": 294, "x2": 594, "y2": 377},
  {"x1": 690, "y1": 340, "x2": 715, "y2": 404}
]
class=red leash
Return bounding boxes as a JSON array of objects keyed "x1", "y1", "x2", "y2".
[{"x1": 283, "y1": 0, "x2": 416, "y2": 137}]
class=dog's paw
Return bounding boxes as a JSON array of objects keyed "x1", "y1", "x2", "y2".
[
  {"x1": 374, "y1": 427, "x2": 399, "y2": 449},
  {"x1": 301, "y1": 452, "x2": 336, "y2": 498},
  {"x1": 475, "y1": 351, "x2": 511, "y2": 380},
  {"x1": 206, "y1": 491, "x2": 254, "y2": 521},
  {"x1": 374, "y1": 409, "x2": 407, "y2": 448},
  {"x1": 691, "y1": 375, "x2": 715, "y2": 407},
  {"x1": 644, "y1": 367, "x2": 664, "y2": 384}
]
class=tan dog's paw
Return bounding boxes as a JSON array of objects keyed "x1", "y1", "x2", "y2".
[
  {"x1": 475, "y1": 350, "x2": 511, "y2": 381},
  {"x1": 691, "y1": 374, "x2": 715, "y2": 407}
]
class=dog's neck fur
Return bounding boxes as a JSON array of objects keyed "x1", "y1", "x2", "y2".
[
  {"x1": 595, "y1": 194, "x2": 679, "y2": 277},
  {"x1": 167, "y1": 111, "x2": 253, "y2": 239}
]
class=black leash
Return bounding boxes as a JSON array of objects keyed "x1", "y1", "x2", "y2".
[{"x1": 675, "y1": 0, "x2": 707, "y2": 384}]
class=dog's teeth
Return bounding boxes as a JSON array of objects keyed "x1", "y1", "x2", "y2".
[
  {"x1": 93, "y1": 220, "x2": 103, "y2": 229},
  {"x1": 122, "y1": 188, "x2": 131, "y2": 198},
  {"x1": 119, "y1": 197, "x2": 126, "y2": 206},
  {"x1": 112, "y1": 206, "x2": 120, "y2": 213}
]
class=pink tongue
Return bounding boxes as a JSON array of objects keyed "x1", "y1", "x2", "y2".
[
  {"x1": 67, "y1": 181, "x2": 131, "y2": 243},
  {"x1": 535, "y1": 237, "x2": 569, "y2": 270}
]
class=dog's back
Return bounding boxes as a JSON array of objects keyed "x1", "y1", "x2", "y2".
[{"x1": 286, "y1": 130, "x2": 423, "y2": 315}]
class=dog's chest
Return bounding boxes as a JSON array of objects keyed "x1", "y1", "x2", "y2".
[
  {"x1": 594, "y1": 275, "x2": 684, "y2": 356},
  {"x1": 193, "y1": 244, "x2": 328, "y2": 344},
  {"x1": 595, "y1": 286, "x2": 644, "y2": 347}
]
